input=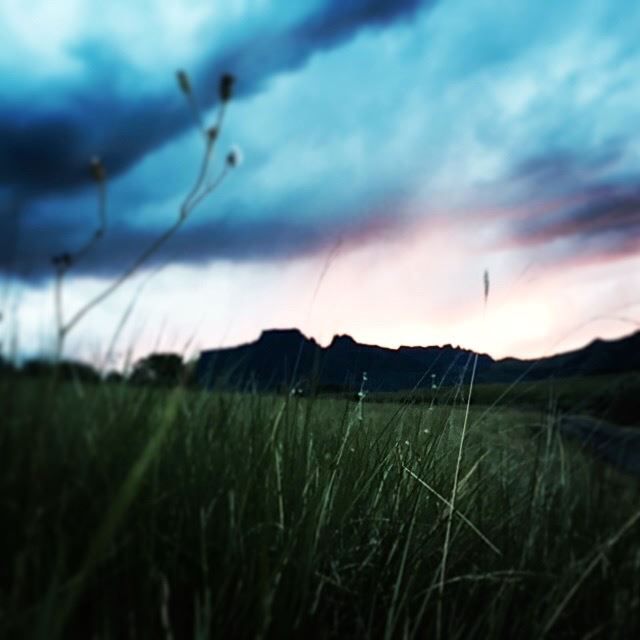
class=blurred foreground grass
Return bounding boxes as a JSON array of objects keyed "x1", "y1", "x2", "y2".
[{"x1": 1, "y1": 376, "x2": 639, "y2": 638}]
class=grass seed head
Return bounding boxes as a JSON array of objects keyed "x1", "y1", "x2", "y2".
[
  {"x1": 219, "y1": 73, "x2": 235, "y2": 102},
  {"x1": 226, "y1": 145, "x2": 243, "y2": 168},
  {"x1": 52, "y1": 252, "x2": 73, "y2": 269},
  {"x1": 89, "y1": 156, "x2": 106, "y2": 182},
  {"x1": 176, "y1": 69, "x2": 192, "y2": 95}
]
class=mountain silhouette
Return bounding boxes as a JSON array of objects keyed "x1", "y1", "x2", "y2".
[{"x1": 196, "y1": 328, "x2": 640, "y2": 392}]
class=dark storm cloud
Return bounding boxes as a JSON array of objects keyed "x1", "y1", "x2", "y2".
[
  {"x1": 516, "y1": 187, "x2": 640, "y2": 245},
  {"x1": 0, "y1": 0, "x2": 434, "y2": 197},
  {"x1": 0, "y1": 197, "x2": 404, "y2": 284},
  {"x1": 506, "y1": 151, "x2": 640, "y2": 262}
]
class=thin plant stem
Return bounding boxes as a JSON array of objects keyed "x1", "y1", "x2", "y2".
[
  {"x1": 186, "y1": 164, "x2": 230, "y2": 212},
  {"x1": 541, "y1": 505, "x2": 640, "y2": 636},
  {"x1": 437, "y1": 283, "x2": 489, "y2": 640},
  {"x1": 181, "y1": 136, "x2": 214, "y2": 216},
  {"x1": 53, "y1": 180, "x2": 108, "y2": 360},
  {"x1": 73, "y1": 182, "x2": 107, "y2": 265},
  {"x1": 53, "y1": 70, "x2": 235, "y2": 359},
  {"x1": 59, "y1": 130, "x2": 221, "y2": 349},
  {"x1": 403, "y1": 465, "x2": 501, "y2": 555},
  {"x1": 101, "y1": 262, "x2": 167, "y2": 371},
  {"x1": 54, "y1": 270, "x2": 64, "y2": 361},
  {"x1": 436, "y1": 349, "x2": 480, "y2": 638},
  {"x1": 63, "y1": 219, "x2": 180, "y2": 337},
  {"x1": 187, "y1": 92, "x2": 205, "y2": 133}
]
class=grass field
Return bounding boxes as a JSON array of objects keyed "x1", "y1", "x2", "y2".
[
  {"x1": 372, "y1": 373, "x2": 640, "y2": 427},
  {"x1": 1, "y1": 375, "x2": 639, "y2": 638}
]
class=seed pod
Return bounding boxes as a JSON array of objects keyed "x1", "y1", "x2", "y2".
[
  {"x1": 52, "y1": 253, "x2": 72, "y2": 269},
  {"x1": 219, "y1": 74, "x2": 235, "y2": 102},
  {"x1": 89, "y1": 156, "x2": 106, "y2": 182},
  {"x1": 226, "y1": 145, "x2": 243, "y2": 168},
  {"x1": 176, "y1": 69, "x2": 192, "y2": 95}
]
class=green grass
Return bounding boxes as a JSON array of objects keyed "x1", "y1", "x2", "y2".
[
  {"x1": 1, "y1": 375, "x2": 639, "y2": 638},
  {"x1": 372, "y1": 373, "x2": 640, "y2": 427}
]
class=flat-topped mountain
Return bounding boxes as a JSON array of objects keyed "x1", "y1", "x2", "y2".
[{"x1": 196, "y1": 329, "x2": 640, "y2": 391}]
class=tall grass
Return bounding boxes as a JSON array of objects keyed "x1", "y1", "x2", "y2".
[{"x1": 1, "y1": 375, "x2": 639, "y2": 638}]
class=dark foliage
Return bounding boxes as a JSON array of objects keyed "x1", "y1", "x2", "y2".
[
  {"x1": 22, "y1": 358, "x2": 100, "y2": 382},
  {"x1": 130, "y1": 353, "x2": 185, "y2": 386},
  {"x1": 0, "y1": 355, "x2": 15, "y2": 376}
]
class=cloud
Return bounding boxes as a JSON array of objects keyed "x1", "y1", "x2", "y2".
[
  {"x1": 0, "y1": 193, "x2": 407, "y2": 284},
  {"x1": 3, "y1": 0, "x2": 640, "y2": 295},
  {"x1": 497, "y1": 150, "x2": 640, "y2": 266},
  {"x1": 518, "y1": 189, "x2": 640, "y2": 244},
  {"x1": 0, "y1": 0, "x2": 435, "y2": 197},
  {"x1": 4, "y1": 0, "x2": 640, "y2": 364}
]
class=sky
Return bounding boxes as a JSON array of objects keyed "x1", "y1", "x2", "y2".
[{"x1": 1, "y1": 0, "x2": 640, "y2": 366}]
